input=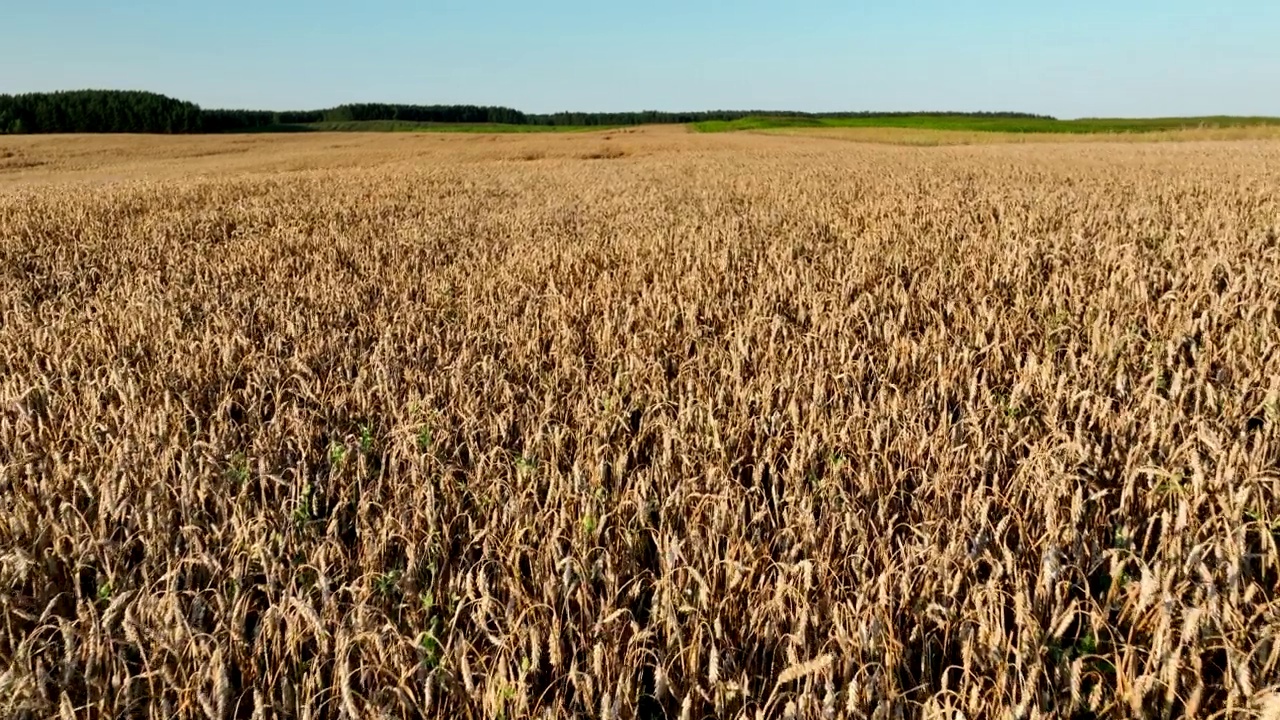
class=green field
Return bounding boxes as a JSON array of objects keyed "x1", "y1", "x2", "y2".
[{"x1": 691, "y1": 114, "x2": 1280, "y2": 134}]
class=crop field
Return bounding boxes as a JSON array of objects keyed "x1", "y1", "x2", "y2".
[
  {"x1": 249, "y1": 121, "x2": 621, "y2": 135},
  {"x1": 1, "y1": 128, "x2": 1279, "y2": 719},
  {"x1": 691, "y1": 116, "x2": 1280, "y2": 135},
  {"x1": 757, "y1": 125, "x2": 1280, "y2": 148}
]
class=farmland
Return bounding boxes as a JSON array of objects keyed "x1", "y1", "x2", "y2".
[
  {"x1": 692, "y1": 115, "x2": 1280, "y2": 135},
  {"x1": 245, "y1": 121, "x2": 621, "y2": 134},
  {"x1": 1, "y1": 127, "x2": 1278, "y2": 719}
]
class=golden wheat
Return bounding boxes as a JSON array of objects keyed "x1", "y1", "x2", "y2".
[{"x1": 0, "y1": 129, "x2": 1278, "y2": 719}]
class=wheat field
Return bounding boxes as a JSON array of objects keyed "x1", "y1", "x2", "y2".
[
  {"x1": 1, "y1": 128, "x2": 1278, "y2": 719},
  {"x1": 763, "y1": 125, "x2": 1280, "y2": 147}
]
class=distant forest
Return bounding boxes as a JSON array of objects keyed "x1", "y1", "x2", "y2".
[{"x1": 0, "y1": 89, "x2": 1054, "y2": 134}]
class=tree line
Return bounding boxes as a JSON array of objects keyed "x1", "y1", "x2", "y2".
[
  {"x1": 199, "y1": 104, "x2": 534, "y2": 131},
  {"x1": 0, "y1": 89, "x2": 1055, "y2": 134},
  {"x1": 0, "y1": 90, "x2": 203, "y2": 134}
]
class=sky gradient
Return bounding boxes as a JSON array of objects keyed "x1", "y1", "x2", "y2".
[{"x1": 4, "y1": 1, "x2": 1278, "y2": 118}]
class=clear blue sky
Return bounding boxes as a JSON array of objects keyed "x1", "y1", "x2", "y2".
[{"x1": 4, "y1": 1, "x2": 1278, "y2": 118}]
